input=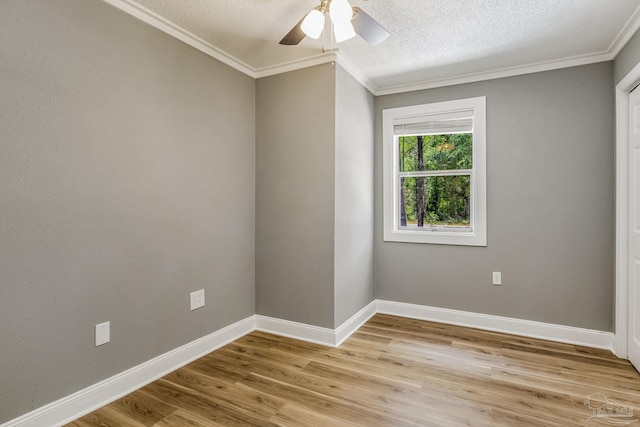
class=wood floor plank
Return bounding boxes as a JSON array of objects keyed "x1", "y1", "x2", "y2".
[
  {"x1": 240, "y1": 372, "x2": 425, "y2": 426},
  {"x1": 150, "y1": 409, "x2": 224, "y2": 427},
  {"x1": 161, "y1": 368, "x2": 286, "y2": 419},
  {"x1": 141, "y1": 380, "x2": 279, "y2": 427},
  {"x1": 200, "y1": 349, "x2": 303, "y2": 382},
  {"x1": 491, "y1": 366, "x2": 640, "y2": 411},
  {"x1": 420, "y1": 368, "x2": 596, "y2": 427},
  {"x1": 301, "y1": 360, "x2": 423, "y2": 398},
  {"x1": 69, "y1": 314, "x2": 640, "y2": 426},
  {"x1": 240, "y1": 354, "x2": 470, "y2": 425},
  {"x1": 269, "y1": 403, "x2": 359, "y2": 427},
  {"x1": 268, "y1": 339, "x2": 427, "y2": 387},
  {"x1": 299, "y1": 358, "x2": 495, "y2": 426},
  {"x1": 109, "y1": 389, "x2": 176, "y2": 426},
  {"x1": 184, "y1": 355, "x2": 249, "y2": 385},
  {"x1": 69, "y1": 406, "x2": 149, "y2": 427}
]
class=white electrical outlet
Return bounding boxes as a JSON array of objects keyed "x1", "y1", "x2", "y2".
[
  {"x1": 95, "y1": 321, "x2": 110, "y2": 347},
  {"x1": 492, "y1": 272, "x2": 502, "y2": 286},
  {"x1": 190, "y1": 289, "x2": 205, "y2": 311}
]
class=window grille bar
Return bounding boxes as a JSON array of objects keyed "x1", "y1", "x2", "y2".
[{"x1": 398, "y1": 169, "x2": 472, "y2": 178}]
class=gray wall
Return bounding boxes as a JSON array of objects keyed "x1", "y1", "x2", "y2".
[
  {"x1": 0, "y1": 0, "x2": 255, "y2": 422},
  {"x1": 255, "y1": 64, "x2": 375, "y2": 329},
  {"x1": 374, "y1": 62, "x2": 615, "y2": 331},
  {"x1": 255, "y1": 65, "x2": 337, "y2": 328},
  {"x1": 615, "y1": 29, "x2": 640, "y2": 85},
  {"x1": 334, "y1": 66, "x2": 375, "y2": 326}
]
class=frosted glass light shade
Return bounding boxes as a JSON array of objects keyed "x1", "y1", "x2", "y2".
[
  {"x1": 329, "y1": 0, "x2": 353, "y2": 23},
  {"x1": 333, "y1": 20, "x2": 356, "y2": 43},
  {"x1": 301, "y1": 9, "x2": 325, "y2": 39}
]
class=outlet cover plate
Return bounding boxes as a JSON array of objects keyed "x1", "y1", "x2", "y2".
[
  {"x1": 190, "y1": 289, "x2": 205, "y2": 311},
  {"x1": 95, "y1": 321, "x2": 110, "y2": 347},
  {"x1": 492, "y1": 272, "x2": 502, "y2": 286}
]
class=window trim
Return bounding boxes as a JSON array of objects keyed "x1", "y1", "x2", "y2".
[{"x1": 382, "y1": 96, "x2": 487, "y2": 246}]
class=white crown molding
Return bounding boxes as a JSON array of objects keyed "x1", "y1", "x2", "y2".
[
  {"x1": 254, "y1": 53, "x2": 336, "y2": 79},
  {"x1": 230, "y1": 50, "x2": 377, "y2": 97},
  {"x1": 374, "y1": 51, "x2": 614, "y2": 96},
  {"x1": 374, "y1": 4, "x2": 640, "y2": 95},
  {"x1": 334, "y1": 53, "x2": 378, "y2": 95},
  {"x1": 102, "y1": 0, "x2": 640, "y2": 95},
  {"x1": 252, "y1": 51, "x2": 378, "y2": 96},
  {"x1": 609, "y1": 4, "x2": 640, "y2": 58},
  {"x1": 100, "y1": 0, "x2": 257, "y2": 78},
  {"x1": 2, "y1": 316, "x2": 255, "y2": 427},
  {"x1": 376, "y1": 300, "x2": 615, "y2": 351}
]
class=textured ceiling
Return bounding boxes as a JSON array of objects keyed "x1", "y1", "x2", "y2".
[{"x1": 119, "y1": 0, "x2": 640, "y2": 92}]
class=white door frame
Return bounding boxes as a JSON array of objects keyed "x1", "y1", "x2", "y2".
[{"x1": 615, "y1": 61, "x2": 640, "y2": 358}]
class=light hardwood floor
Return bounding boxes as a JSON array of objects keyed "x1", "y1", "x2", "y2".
[{"x1": 68, "y1": 314, "x2": 640, "y2": 426}]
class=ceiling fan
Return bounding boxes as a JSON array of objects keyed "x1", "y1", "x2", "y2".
[{"x1": 280, "y1": 0, "x2": 390, "y2": 46}]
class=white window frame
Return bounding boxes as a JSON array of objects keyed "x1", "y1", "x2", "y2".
[{"x1": 382, "y1": 96, "x2": 486, "y2": 246}]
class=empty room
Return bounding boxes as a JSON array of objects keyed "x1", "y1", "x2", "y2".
[{"x1": 3, "y1": 0, "x2": 640, "y2": 426}]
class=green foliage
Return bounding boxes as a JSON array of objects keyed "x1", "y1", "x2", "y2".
[
  {"x1": 399, "y1": 133, "x2": 472, "y2": 227},
  {"x1": 399, "y1": 133, "x2": 472, "y2": 172}
]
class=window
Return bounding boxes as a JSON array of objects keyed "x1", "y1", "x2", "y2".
[{"x1": 383, "y1": 96, "x2": 486, "y2": 246}]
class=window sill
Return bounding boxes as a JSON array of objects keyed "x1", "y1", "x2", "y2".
[{"x1": 384, "y1": 228, "x2": 486, "y2": 246}]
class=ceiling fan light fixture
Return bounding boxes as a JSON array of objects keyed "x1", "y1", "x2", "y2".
[
  {"x1": 333, "y1": 19, "x2": 356, "y2": 43},
  {"x1": 280, "y1": 1, "x2": 387, "y2": 47},
  {"x1": 301, "y1": 9, "x2": 325, "y2": 39},
  {"x1": 329, "y1": 0, "x2": 353, "y2": 24}
]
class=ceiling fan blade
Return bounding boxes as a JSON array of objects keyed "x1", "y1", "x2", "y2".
[
  {"x1": 352, "y1": 7, "x2": 389, "y2": 46},
  {"x1": 280, "y1": 16, "x2": 307, "y2": 45}
]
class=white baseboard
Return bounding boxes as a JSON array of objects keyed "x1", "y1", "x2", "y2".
[
  {"x1": 255, "y1": 300, "x2": 377, "y2": 347},
  {"x1": 255, "y1": 315, "x2": 336, "y2": 346},
  {"x1": 376, "y1": 300, "x2": 615, "y2": 351},
  {"x1": 3, "y1": 316, "x2": 255, "y2": 427},
  {"x1": 335, "y1": 301, "x2": 377, "y2": 346},
  {"x1": 4, "y1": 301, "x2": 617, "y2": 426}
]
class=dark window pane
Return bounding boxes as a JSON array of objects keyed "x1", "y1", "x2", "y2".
[
  {"x1": 399, "y1": 133, "x2": 472, "y2": 172},
  {"x1": 399, "y1": 175, "x2": 471, "y2": 229}
]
